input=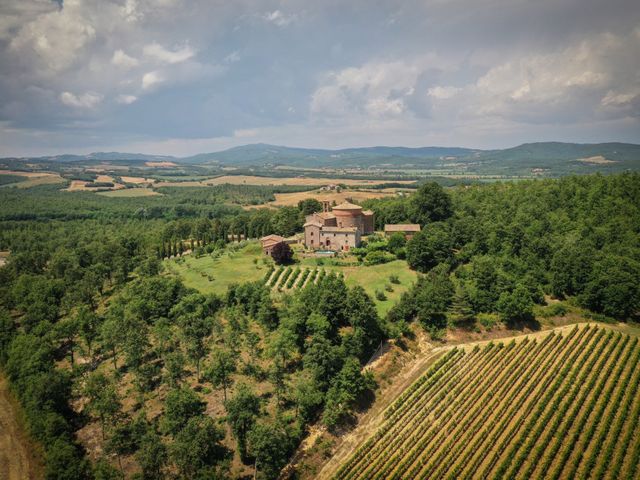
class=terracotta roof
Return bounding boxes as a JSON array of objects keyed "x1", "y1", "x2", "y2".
[
  {"x1": 321, "y1": 226, "x2": 358, "y2": 233},
  {"x1": 260, "y1": 234, "x2": 285, "y2": 245},
  {"x1": 332, "y1": 201, "x2": 363, "y2": 211},
  {"x1": 317, "y1": 211, "x2": 336, "y2": 219},
  {"x1": 304, "y1": 221, "x2": 323, "y2": 228},
  {"x1": 362, "y1": 210, "x2": 374, "y2": 215},
  {"x1": 384, "y1": 224, "x2": 421, "y2": 232}
]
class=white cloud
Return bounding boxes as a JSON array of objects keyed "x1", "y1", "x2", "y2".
[
  {"x1": 143, "y1": 42, "x2": 195, "y2": 64},
  {"x1": 112, "y1": 49, "x2": 139, "y2": 68},
  {"x1": 59, "y1": 91, "x2": 103, "y2": 109},
  {"x1": 263, "y1": 10, "x2": 297, "y2": 27},
  {"x1": 311, "y1": 61, "x2": 421, "y2": 118},
  {"x1": 9, "y1": 1, "x2": 96, "y2": 74},
  {"x1": 142, "y1": 71, "x2": 163, "y2": 89},
  {"x1": 428, "y1": 86, "x2": 461, "y2": 100},
  {"x1": 116, "y1": 94, "x2": 138, "y2": 105}
]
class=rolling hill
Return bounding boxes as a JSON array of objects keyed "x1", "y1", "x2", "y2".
[{"x1": 3, "y1": 142, "x2": 640, "y2": 176}]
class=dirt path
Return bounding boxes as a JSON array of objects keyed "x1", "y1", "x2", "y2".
[{"x1": 0, "y1": 374, "x2": 42, "y2": 480}]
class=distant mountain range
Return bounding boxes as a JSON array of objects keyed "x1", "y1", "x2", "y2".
[{"x1": 3, "y1": 142, "x2": 640, "y2": 176}]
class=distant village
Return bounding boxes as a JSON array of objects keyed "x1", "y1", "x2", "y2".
[{"x1": 260, "y1": 200, "x2": 420, "y2": 256}]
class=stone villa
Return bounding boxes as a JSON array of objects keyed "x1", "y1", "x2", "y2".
[{"x1": 304, "y1": 201, "x2": 374, "y2": 251}]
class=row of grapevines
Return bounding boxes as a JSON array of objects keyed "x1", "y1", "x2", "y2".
[
  {"x1": 459, "y1": 326, "x2": 590, "y2": 480},
  {"x1": 527, "y1": 330, "x2": 619, "y2": 478},
  {"x1": 418, "y1": 332, "x2": 565, "y2": 480},
  {"x1": 580, "y1": 339, "x2": 640, "y2": 479},
  {"x1": 381, "y1": 340, "x2": 534, "y2": 480},
  {"x1": 495, "y1": 326, "x2": 608, "y2": 479}
]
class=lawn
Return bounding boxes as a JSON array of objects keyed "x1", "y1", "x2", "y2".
[
  {"x1": 164, "y1": 242, "x2": 270, "y2": 296},
  {"x1": 166, "y1": 241, "x2": 417, "y2": 316},
  {"x1": 299, "y1": 258, "x2": 418, "y2": 316}
]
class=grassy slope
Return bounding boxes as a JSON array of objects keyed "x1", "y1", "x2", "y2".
[
  {"x1": 166, "y1": 242, "x2": 417, "y2": 316},
  {"x1": 164, "y1": 242, "x2": 269, "y2": 295},
  {"x1": 299, "y1": 258, "x2": 417, "y2": 316}
]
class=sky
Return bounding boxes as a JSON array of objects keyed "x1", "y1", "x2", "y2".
[{"x1": 0, "y1": 0, "x2": 639, "y2": 157}]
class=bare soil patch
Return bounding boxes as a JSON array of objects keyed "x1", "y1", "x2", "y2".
[
  {"x1": 120, "y1": 176, "x2": 156, "y2": 184},
  {"x1": 0, "y1": 374, "x2": 43, "y2": 480},
  {"x1": 204, "y1": 175, "x2": 415, "y2": 187},
  {"x1": 577, "y1": 155, "x2": 617, "y2": 164},
  {"x1": 145, "y1": 161, "x2": 177, "y2": 167}
]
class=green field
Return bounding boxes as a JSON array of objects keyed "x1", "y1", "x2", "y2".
[
  {"x1": 97, "y1": 188, "x2": 161, "y2": 197},
  {"x1": 167, "y1": 242, "x2": 417, "y2": 315},
  {"x1": 0, "y1": 174, "x2": 28, "y2": 186},
  {"x1": 164, "y1": 242, "x2": 269, "y2": 295},
  {"x1": 299, "y1": 259, "x2": 417, "y2": 316}
]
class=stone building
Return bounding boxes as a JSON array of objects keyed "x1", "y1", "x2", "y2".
[
  {"x1": 303, "y1": 201, "x2": 373, "y2": 251},
  {"x1": 384, "y1": 224, "x2": 421, "y2": 240},
  {"x1": 260, "y1": 234, "x2": 285, "y2": 255}
]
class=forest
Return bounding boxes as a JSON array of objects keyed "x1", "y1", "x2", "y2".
[{"x1": 0, "y1": 172, "x2": 638, "y2": 479}]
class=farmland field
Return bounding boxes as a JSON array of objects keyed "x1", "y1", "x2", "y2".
[
  {"x1": 97, "y1": 187, "x2": 161, "y2": 197},
  {"x1": 330, "y1": 325, "x2": 640, "y2": 480}
]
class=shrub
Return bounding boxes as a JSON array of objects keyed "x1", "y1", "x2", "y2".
[
  {"x1": 375, "y1": 290, "x2": 387, "y2": 301},
  {"x1": 364, "y1": 250, "x2": 395, "y2": 266},
  {"x1": 477, "y1": 313, "x2": 500, "y2": 330},
  {"x1": 389, "y1": 275, "x2": 401, "y2": 284}
]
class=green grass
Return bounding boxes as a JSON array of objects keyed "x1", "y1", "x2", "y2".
[
  {"x1": 164, "y1": 242, "x2": 269, "y2": 295},
  {"x1": 97, "y1": 188, "x2": 161, "y2": 197},
  {"x1": 167, "y1": 242, "x2": 417, "y2": 316},
  {"x1": 299, "y1": 258, "x2": 418, "y2": 316}
]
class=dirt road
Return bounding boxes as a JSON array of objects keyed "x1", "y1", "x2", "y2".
[{"x1": 0, "y1": 374, "x2": 42, "y2": 480}]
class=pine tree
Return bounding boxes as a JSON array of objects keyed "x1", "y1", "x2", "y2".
[{"x1": 448, "y1": 284, "x2": 475, "y2": 323}]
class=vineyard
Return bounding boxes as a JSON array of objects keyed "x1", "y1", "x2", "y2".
[
  {"x1": 332, "y1": 325, "x2": 640, "y2": 480},
  {"x1": 265, "y1": 266, "x2": 333, "y2": 291}
]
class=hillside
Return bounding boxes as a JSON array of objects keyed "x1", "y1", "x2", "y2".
[
  {"x1": 4, "y1": 142, "x2": 640, "y2": 176},
  {"x1": 329, "y1": 324, "x2": 640, "y2": 480}
]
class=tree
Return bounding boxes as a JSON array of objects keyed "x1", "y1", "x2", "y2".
[
  {"x1": 45, "y1": 439, "x2": 91, "y2": 480},
  {"x1": 162, "y1": 387, "x2": 206, "y2": 435},
  {"x1": 409, "y1": 182, "x2": 453, "y2": 225},
  {"x1": 266, "y1": 327, "x2": 297, "y2": 370},
  {"x1": 271, "y1": 206, "x2": 302, "y2": 237},
  {"x1": 580, "y1": 255, "x2": 640, "y2": 319},
  {"x1": 171, "y1": 294, "x2": 212, "y2": 380},
  {"x1": 297, "y1": 198, "x2": 323, "y2": 216},
  {"x1": 303, "y1": 335, "x2": 342, "y2": 390},
  {"x1": 415, "y1": 266, "x2": 454, "y2": 331},
  {"x1": 322, "y1": 357, "x2": 375, "y2": 429},
  {"x1": 345, "y1": 286, "x2": 383, "y2": 361},
  {"x1": 496, "y1": 284, "x2": 534, "y2": 323},
  {"x1": 270, "y1": 242, "x2": 293, "y2": 265},
  {"x1": 205, "y1": 347, "x2": 238, "y2": 402},
  {"x1": 249, "y1": 421, "x2": 297, "y2": 480},
  {"x1": 386, "y1": 232, "x2": 406, "y2": 254},
  {"x1": 448, "y1": 283, "x2": 475, "y2": 323},
  {"x1": 225, "y1": 383, "x2": 261, "y2": 459},
  {"x1": 164, "y1": 350, "x2": 186, "y2": 388},
  {"x1": 136, "y1": 430, "x2": 168, "y2": 480},
  {"x1": 288, "y1": 370, "x2": 324, "y2": 421},
  {"x1": 406, "y1": 223, "x2": 453, "y2": 272},
  {"x1": 170, "y1": 416, "x2": 226, "y2": 479},
  {"x1": 83, "y1": 372, "x2": 121, "y2": 440},
  {"x1": 76, "y1": 305, "x2": 99, "y2": 361},
  {"x1": 0, "y1": 308, "x2": 15, "y2": 365}
]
